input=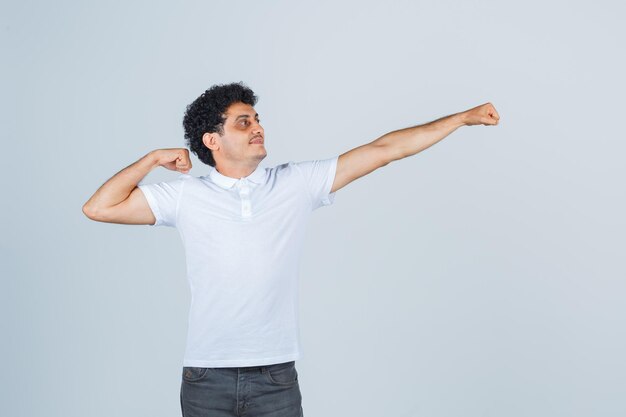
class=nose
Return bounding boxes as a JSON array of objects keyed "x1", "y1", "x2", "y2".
[{"x1": 252, "y1": 122, "x2": 263, "y2": 135}]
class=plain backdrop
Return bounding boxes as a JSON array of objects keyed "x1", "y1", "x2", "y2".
[{"x1": 2, "y1": 0, "x2": 625, "y2": 416}]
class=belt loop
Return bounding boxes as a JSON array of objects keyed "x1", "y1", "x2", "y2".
[{"x1": 260, "y1": 366, "x2": 266, "y2": 374}]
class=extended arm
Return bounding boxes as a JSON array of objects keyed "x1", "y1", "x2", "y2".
[{"x1": 330, "y1": 102, "x2": 500, "y2": 193}]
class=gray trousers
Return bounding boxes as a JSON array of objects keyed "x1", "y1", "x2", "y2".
[{"x1": 180, "y1": 361, "x2": 303, "y2": 417}]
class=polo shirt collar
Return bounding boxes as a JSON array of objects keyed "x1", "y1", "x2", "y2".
[{"x1": 209, "y1": 164, "x2": 266, "y2": 189}]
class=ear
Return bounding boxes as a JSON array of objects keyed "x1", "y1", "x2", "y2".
[{"x1": 202, "y1": 132, "x2": 219, "y2": 151}]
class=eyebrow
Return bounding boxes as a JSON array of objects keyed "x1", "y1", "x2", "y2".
[{"x1": 235, "y1": 113, "x2": 259, "y2": 120}]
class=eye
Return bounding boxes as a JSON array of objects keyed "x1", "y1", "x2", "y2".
[{"x1": 239, "y1": 119, "x2": 260, "y2": 126}]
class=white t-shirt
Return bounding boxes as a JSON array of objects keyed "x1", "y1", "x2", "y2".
[{"x1": 138, "y1": 156, "x2": 338, "y2": 367}]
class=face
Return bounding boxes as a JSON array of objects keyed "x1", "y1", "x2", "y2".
[{"x1": 203, "y1": 101, "x2": 266, "y2": 166}]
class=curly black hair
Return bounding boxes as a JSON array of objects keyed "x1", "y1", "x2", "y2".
[{"x1": 183, "y1": 81, "x2": 258, "y2": 167}]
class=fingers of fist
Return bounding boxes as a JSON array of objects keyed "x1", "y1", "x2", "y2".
[
  {"x1": 158, "y1": 149, "x2": 192, "y2": 173},
  {"x1": 175, "y1": 156, "x2": 192, "y2": 173},
  {"x1": 483, "y1": 103, "x2": 500, "y2": 125},
  {"x1": 175, "y1": 149, "x2": 191, "y2": 174},
  {"x1": 467, "y1": 102, "x2": 500, "y2": 126}
]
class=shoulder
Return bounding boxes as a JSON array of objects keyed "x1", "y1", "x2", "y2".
[
  {"x1": 260, "y1": 162, "x2": 302, "y2": 188},
  {"x1": 137, "y1": 173, "x2": 196, "y2": 200},
  {"x1": 267, "y1": 161, "x2": 298, "y2": 176}
]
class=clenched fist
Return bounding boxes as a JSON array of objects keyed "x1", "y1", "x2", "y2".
[
  {"x1": 153, "y1": 148, "x2": 193, "y2": 174},
  {"x1": 462, "y1": 102, "x2": 500, "y2": 126}
]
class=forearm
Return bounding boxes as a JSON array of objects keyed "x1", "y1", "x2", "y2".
[
  {"x1": 83, "y1": 151, "x2": 159, "y2": 213},
  {"x1": 373, "y1": 112, "x2": 467, "y2": 161}
]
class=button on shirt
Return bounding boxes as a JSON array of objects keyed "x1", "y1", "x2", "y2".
[
  {"x1": 209, "y1": 166, "x2": 264, "y2": 221},
  {"x1": 138, "y1": 156, "x2": 338, "y2": 367}
]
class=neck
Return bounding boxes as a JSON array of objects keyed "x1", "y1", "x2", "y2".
[{"x1": 215, "y1": 162, "x2": 258, "y2": 179}]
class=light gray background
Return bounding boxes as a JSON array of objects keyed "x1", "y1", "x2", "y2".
[{"x1": 3, "y1": 0, "x2": 625, "y2": 416}]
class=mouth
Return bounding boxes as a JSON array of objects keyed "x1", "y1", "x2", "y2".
[{"x1": 250, "y1": 136, "x2": 264, "y2": 144}]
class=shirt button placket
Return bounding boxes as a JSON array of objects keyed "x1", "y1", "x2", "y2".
[{"x1": 237, "y1": 179, "x2": 252, "y2": 220}]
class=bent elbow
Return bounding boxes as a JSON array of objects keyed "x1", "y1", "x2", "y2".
[{"x1": 82, "y1": 204, "x2": 98, "y2": 220}]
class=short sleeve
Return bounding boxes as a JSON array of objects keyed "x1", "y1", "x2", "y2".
[
  {"x1": 137, "y1": 175, "x2": 188, "y2": 227},
  {"x1": 293, "y1": 156, "x2": 339, "y2": 210}
]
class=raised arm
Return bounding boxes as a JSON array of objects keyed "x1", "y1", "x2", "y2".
[
  {"x1": 82, "y1": 148, "x2": 192, "y2": 225},
  {"x1": 330, "y1": 102, "x2": 500, "y2": 193}
]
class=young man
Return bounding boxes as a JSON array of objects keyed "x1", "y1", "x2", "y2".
[{"x1": 82, "y1": 82, "x2": 500, "y2": 417}]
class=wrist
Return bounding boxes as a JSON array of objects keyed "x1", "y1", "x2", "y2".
[
  {"x1": 145, "y1": 150, "x2": 161, "y2": 170},
  {"x1": 456, "y1": 111, "x2": 468, "y2": 126}
]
